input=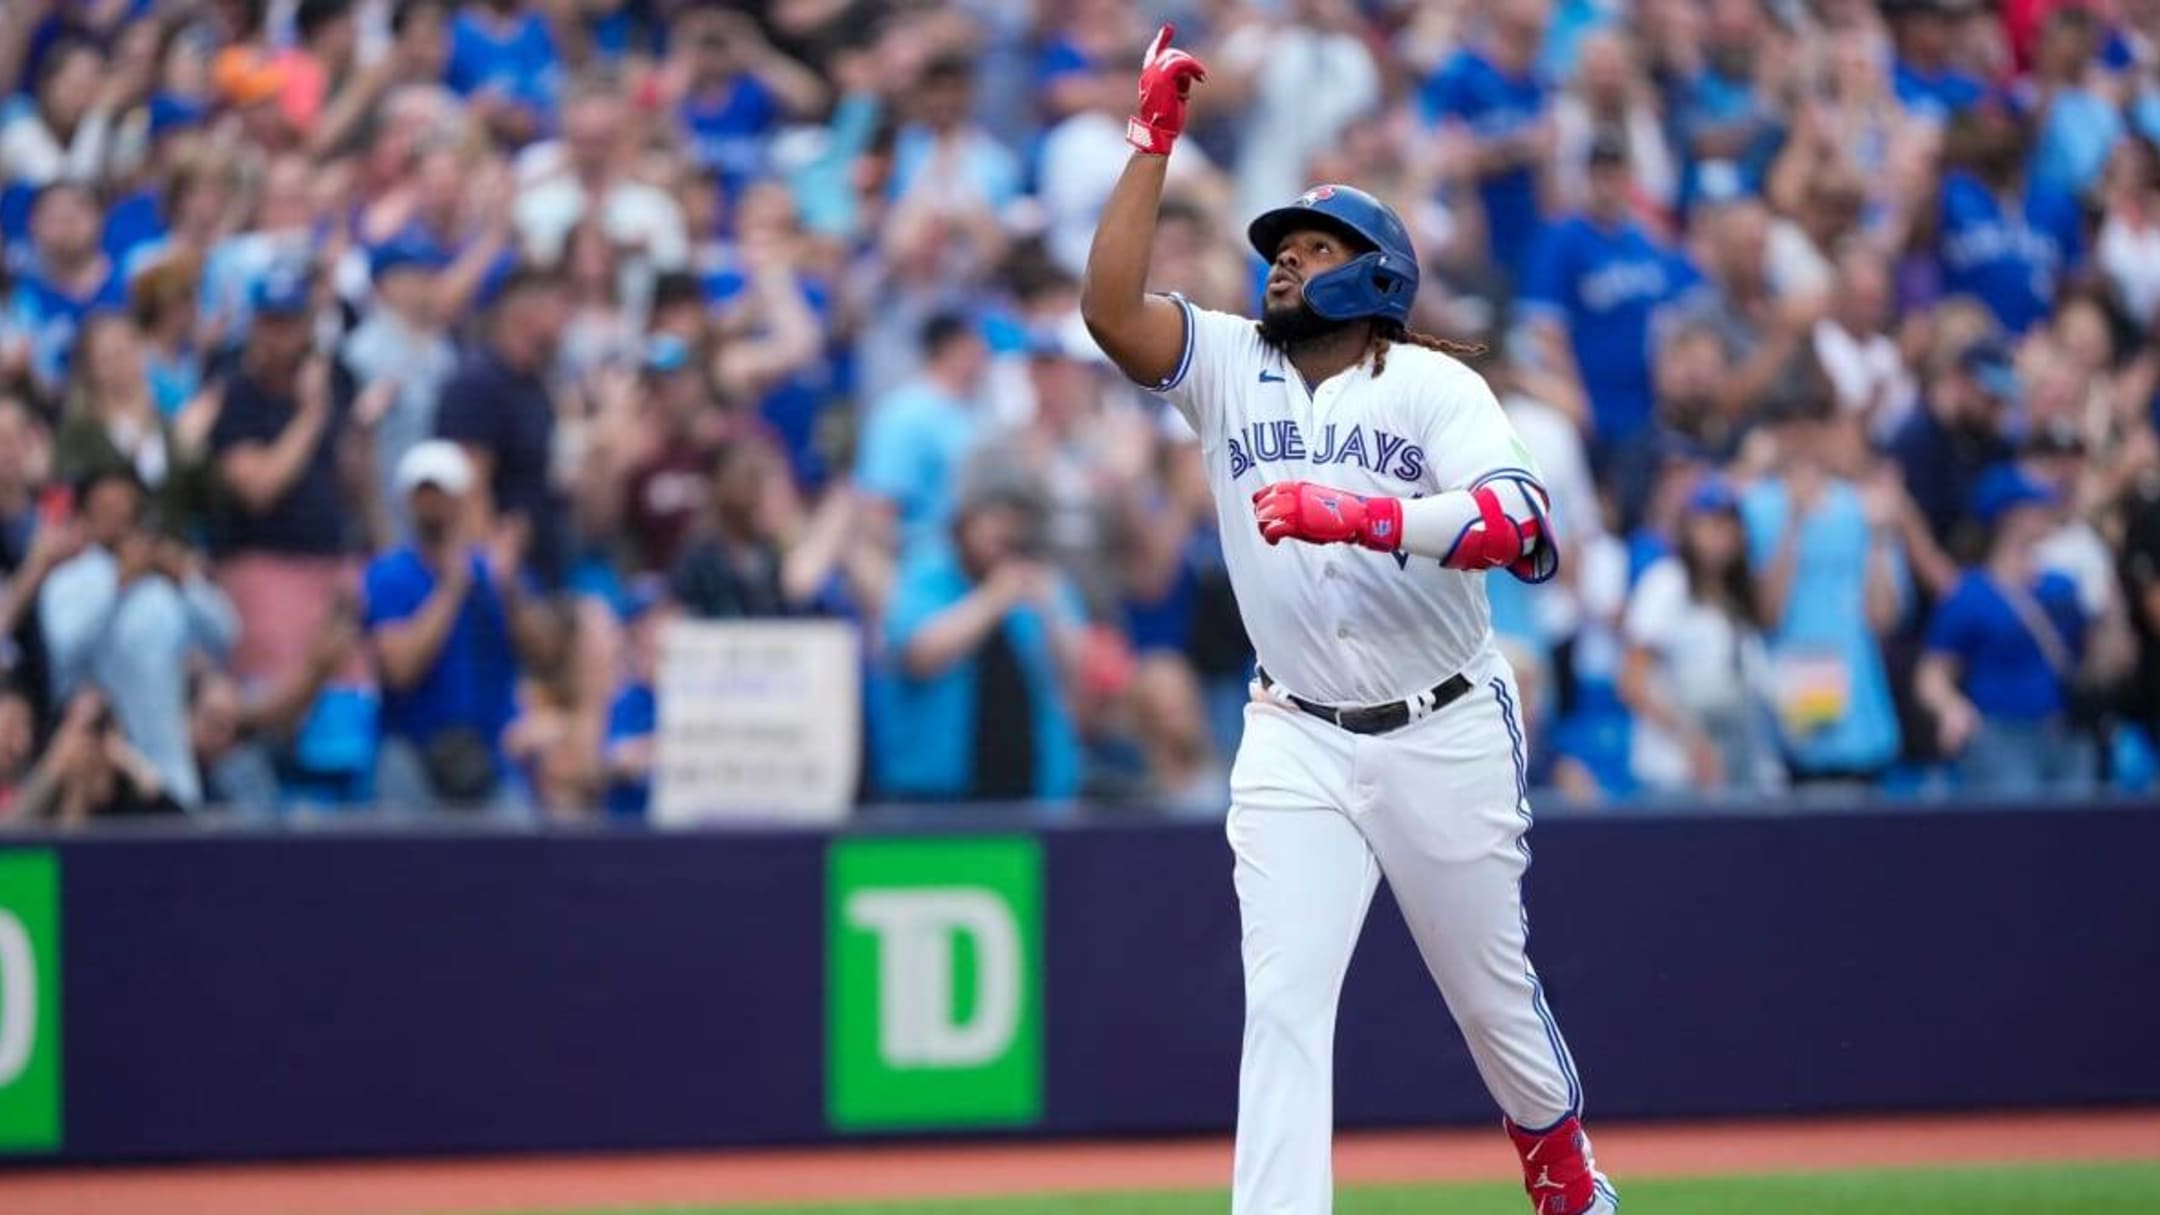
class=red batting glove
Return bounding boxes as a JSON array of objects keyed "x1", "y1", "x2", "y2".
[
  {"x1": 1127, "y1": 24, "x2": 1208, "y2": 155},
  {"x1": 1252, "y1": 481, "x2": 1404, "y2": 552}
]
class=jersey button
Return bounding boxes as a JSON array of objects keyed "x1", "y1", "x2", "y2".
[
  {"x1": 1323, "y1": 563, "x2": 1338, "y2": 579},
  {"x1": 1336, "y1": 625, "x2": 1351, "y2": 640}
]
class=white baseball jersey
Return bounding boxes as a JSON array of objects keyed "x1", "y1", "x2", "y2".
[{"x1": 1155, "y1": 294, "x2": 1549, "y2": 706}]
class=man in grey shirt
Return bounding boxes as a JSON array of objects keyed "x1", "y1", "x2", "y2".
[{"x1": 40, "y1": 468, "x2": 237, "y2": 810}]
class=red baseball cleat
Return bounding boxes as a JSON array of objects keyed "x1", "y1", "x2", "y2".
[{"x1": 1506, "y1": 1116, "x2": 1620, "y2": 1214}]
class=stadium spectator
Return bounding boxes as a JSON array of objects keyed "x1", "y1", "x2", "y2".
[
  {"x1": 0, "y1": 38, "x2": 117, "y2": 187},
  {"x1": 6, "y1": 687, "x2": 181, "y2": 821},
  {"x1": 1620, "y1": 476, "x2": 1786, "y2": 794},
  {"x1": 1420, "y1": 0, "x2": 1554, "y2": 274},
  {"x1": 1930, "y1": 98, "x2": 2083, "y2": 335},
  {"x1": 52, "y1": 311, "x2": 208, "y2": 523},
  {"x1": 1891, "y1": 336, "x2": 2020, "y2": 547},
  {"x1": 2097, "y1": 135, "x2": 2160, "y2": 329},
  {"x1": 1549, "y1": 29, "x2": 1678, "y2": 226},
  {"x1": 1672, "y1": 0, "x2": 1786, "y2": 206},
  {"x1": 857, "y1": 311, "x2": 991, "y2": 559},
  {"x1": 2023, "y1": 6, "x2": 2122, "y2": 201},
  {"x1": 889, "y1": 52, "x2": 1022, "y2": 218},
  {"x1": 199, "y1": 156, "x2": 318, "y2": 349},
  {"x1": 130, "y1": 255, "x2": 208, "y2": 417},
  {"x1": 616, "y1": 335, "x2": 730, "y2": 576},
  {"x1": 513, "y1": 83, "x2": 688, "y2": 294},
  {"x1": 1666, "y1": 198, "x2": 1826, "y2": 422},
  {"x1": 363, "y1": 440, "x2": 560, "y2": 813},
  {"x1": 1813, "y1": 251, "x2": 1919, "y2": 445},
  {"x1": 1917, "y1": 466, "x2": 2094, "y2": 792},
  {"x1": 1888, "y1": 0, "x2": 1989, "y2": 123},
  {"x1": 1124, "y1": 651, "x2": 1227, "y2": 815},
  {"x1": 4, "y1": 182, "x2": 124, "y2": 401},
  {"x1": 39, "y1": 466, "x2": 238, "y2": 810},
  {"x1": 1522, "y1": 131, "x2": 1700, "y2": 445},
  {"x1": 963, "y1": 327, "x2": 1138, "y2": 617},
  {"x1": 1741, "y1": 379, "x2": 1908, "y2": 786},
  {"x1": 386, "y1": 0, "x2": 456, "y2": 93},
  {"x1": 434, "y1": 265, "x2": 573, "y2": 587},
  {"x1": 1210, "y1": 0, "x2": 1380, "y2": 227},
  {"x1": 871, "y1": 486, "x2": 1081, "y2": 803},
  {"x1": 670, "y1": 439, "x2": 857, "y2": 619},
  {"x1": 342, "y1": 237, "x2": 460, "y2": 543},
  {"x1": 207, "y1": 267, "x2": 369, "y2": 687},
  {"x1": 668, "y1": 6, "x2": 827, "y2": 198},
  {"x1": 443, "y1": 0, "x2": 564, "y2": 147}
]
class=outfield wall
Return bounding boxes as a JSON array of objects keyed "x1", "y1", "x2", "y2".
[{"x1": 1, "y1": 803, "x2": 2156, "y2": 1163}]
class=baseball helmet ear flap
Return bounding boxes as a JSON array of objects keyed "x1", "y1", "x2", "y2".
[{"x1": 1300, "y1": 249, "x2": 1417, "y2": 327}]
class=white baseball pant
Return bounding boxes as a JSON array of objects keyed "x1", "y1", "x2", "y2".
[{"x1": 1228, "y1": 647, "x2": 1583, "y2": 1214}]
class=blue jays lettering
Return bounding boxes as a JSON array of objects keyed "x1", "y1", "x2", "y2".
[{"x1": 1228, "y1": 420, "x2": 1427, "y2": 485}]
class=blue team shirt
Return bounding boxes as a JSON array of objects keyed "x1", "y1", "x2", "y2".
[
  {"x1": 1893, "y1": 61, "x2": 1987, "y2": 122},
  {"x1": 445, "y1": 10, "x2": 563, "y2": 118},
  {"x1": 101, "y1": 189, "x2": 166, "y2": 269},
  {"x1": 1936, "y1": 169, "x2": 2083, "y2": 334},
  {"x1": 1420, "y1": 50, "x2": 1548, "y2": 268},
  {"x1": 5, "y1": 260, "x2": 125, "y2": 391},
  {"x1": 680, "y1": 75, "x2": 780, "y2": 195},
  {"x1": 869, "y1": 543, "x2": 1080, "y2": 801},
  {"x1": 1520, "y1": 216, "x2": 1700, "y2": 440},
  {"x1": 1926, "y1": 570, "x2": 2085, "y2": 720},
  {"x1": 362, "y1": 547, "x2": 521, "y2": 761}
]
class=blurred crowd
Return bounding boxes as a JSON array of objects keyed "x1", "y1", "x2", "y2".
[{"x1": 0, "y1": 0, "x2": 2157, "y2": 822}]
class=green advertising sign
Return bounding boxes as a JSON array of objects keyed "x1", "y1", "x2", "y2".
[
  {"x1": 0, "y1": 851, "x2": 59, "y2": 1152},
  {"x1": 827, "y1": 836, "x2": 1042, "y2": 1131}
]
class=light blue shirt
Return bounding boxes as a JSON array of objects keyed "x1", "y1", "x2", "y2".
[
  {"x1": 889, "y1": 126, "x2": 1023, "y2": 213},
  {"x1": 855, "y1": 379, "x2": 982, "y2": 557},
  {"x1": 40, "y1": 546, "x2": 239, "y2": 808},
  {"x1": 869, "y1": 544, "x2": 1080, "y2": 802},
  {"x1": 1741, "y1": 479, "x2": 1905, "y2": 774},
  {"x1": 2030, "y1": 88, "x2": 2123, "y2": 200}
]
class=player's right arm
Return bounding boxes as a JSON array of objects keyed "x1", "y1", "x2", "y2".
[{"x1": 1080, "y1": 24, "x2": 1207, "y2": 393}]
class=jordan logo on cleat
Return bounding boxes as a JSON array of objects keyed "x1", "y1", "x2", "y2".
[{"x1": 1531, "y1": 1166, "x2": 1564, "y2": 1190}]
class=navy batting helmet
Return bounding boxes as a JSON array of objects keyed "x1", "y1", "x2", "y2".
[{"x1": 1246, "y1": 184, "x2": 1419, "y2": 328}]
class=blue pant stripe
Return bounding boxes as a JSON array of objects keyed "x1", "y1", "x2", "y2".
[{"x1": 1491, "y1": 678, "x2": 1583, "y2": 1116}]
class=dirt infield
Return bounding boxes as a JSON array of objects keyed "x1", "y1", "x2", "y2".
[{"x1": 3, "y1": 1109, "x2": 2156, "y2": 1215}]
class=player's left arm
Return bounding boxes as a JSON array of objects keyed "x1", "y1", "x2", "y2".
[{"x1": 1251, "y1": 369, "x2": 1558, "y2": 583}]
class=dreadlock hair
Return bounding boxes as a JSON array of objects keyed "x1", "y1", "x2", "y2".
[{"x1": 1366, "y1": 320, "x2": 1485, "y2": 378}]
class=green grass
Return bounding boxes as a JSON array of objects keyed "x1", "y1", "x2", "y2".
[{"x1": 524, "y1": 1160, "x2": 2160, "y2": 1215}]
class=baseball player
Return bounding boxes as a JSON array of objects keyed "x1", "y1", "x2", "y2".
[{"x1": 1079, "y1": 27, "x2": 1618, "y2": 1215}]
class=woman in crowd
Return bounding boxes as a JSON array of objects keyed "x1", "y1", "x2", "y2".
[
  {"x1": 52, "y1": 311, "x2": 209, "y2": 528},
  {"x1": 1620, "y1": 477, "x2": 1786, "y2": 795}
]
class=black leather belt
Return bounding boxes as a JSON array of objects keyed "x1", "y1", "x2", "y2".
[{"x1": 1259, "y1": 669, "x2": 1474, "y2": 735}]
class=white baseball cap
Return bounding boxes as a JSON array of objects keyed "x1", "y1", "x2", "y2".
[{"x1": 394, "y1": 439, "x2": 474, "y2": 497}]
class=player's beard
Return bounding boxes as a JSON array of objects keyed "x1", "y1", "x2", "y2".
[{"x1": 1257, "y1": 297, "x2": 1355, "y2": 349}]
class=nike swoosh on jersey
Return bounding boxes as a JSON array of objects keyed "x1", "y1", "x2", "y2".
[{"x1": 1258, "y1": 370, "x2": 1286, "y2": 382}]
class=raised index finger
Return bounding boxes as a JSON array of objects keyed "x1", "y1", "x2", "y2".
[{"x1": 1143, "y1": 22, "x2": 1175, "y2": 66}]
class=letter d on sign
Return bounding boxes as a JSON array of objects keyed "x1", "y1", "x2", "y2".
[
  {"x1": 0, "y1": 851, "x2": 59, "y2": 1153},
  {"x1": 828, "y1": 839, "x2": 1041, "y2": 1131},
  {"x1": 847, "y1": 889, "x2": 1021, "y2": 1068}
]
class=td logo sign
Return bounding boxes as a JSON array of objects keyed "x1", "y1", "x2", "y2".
[
  {"x1": 0, "y1": 851, "x2": 59, "y2": 1153},
  {"x1": 827, "y1": 837, "x2": 1041, "y2": 1131}
]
